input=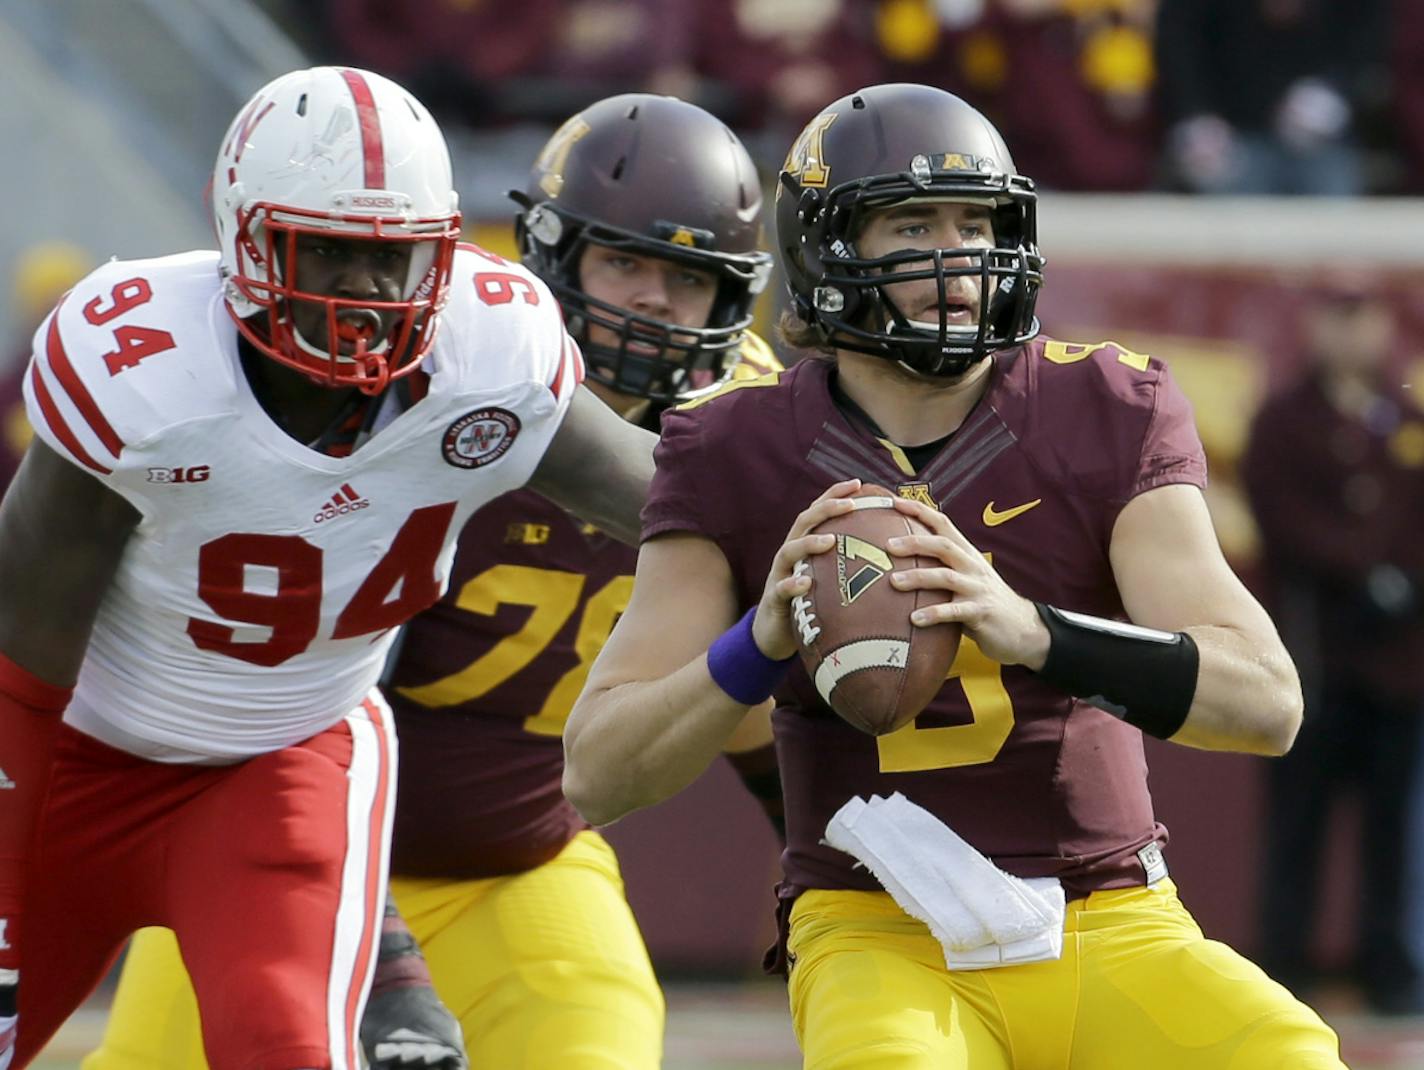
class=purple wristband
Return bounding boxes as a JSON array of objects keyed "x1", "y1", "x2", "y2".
[{"x1": 707, "y1": 608, "x2": 794, "y2": 706}]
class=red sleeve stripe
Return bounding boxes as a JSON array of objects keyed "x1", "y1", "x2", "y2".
[
  {"x1": 548, "y1": 333, "x2": 584, "y2": 400},
  {"x1": 566, "y1": 333, "x2": 586, "y2": 385},
  {"x1": 548, "y1": 343, "x2": 568, "y2": 400},
  {"x1": 46, "y1": 311, "x2": 124, "y2": 460},
  {"x1": 339, "y1": 69, "x2": 386, "y2": 189},
  {"x1": 224, "y1": 98, "x2": 276, "y2": 163},
  {"x1": 28, "y1": 365, "x2": 112, "y2": 476},
  {"x1": 571, "y1": 337, "x2": 586, "y2": 385}
]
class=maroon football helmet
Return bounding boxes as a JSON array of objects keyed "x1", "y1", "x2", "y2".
[
  {"x1": 776, "y1": 84, "x2": 1043, "y2": 378},
  {"x1": 512, "y1": 94, "x2": 773, "y2": 403}
]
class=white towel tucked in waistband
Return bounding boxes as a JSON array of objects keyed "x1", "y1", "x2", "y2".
[{"x1": 824, "y1": 792, "x2": 1065, "y2": 971}]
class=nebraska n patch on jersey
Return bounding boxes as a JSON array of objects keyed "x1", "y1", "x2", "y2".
[{"x1": 23, "y1": 246, "x2": 584, "y2": 761}]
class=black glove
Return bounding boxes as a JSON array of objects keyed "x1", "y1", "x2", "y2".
[{"x1": 360, "y1": 897, "x2": 467, "y2": 1069}]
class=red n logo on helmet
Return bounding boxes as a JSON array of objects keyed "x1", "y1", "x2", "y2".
[{"x1": 224, "y1": 98, "x2": 276, "y2": 165}]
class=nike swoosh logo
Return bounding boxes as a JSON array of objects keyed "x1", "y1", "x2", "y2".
[{"x1": 982, "y1": 498, "x2": 1042, "y2": 526}]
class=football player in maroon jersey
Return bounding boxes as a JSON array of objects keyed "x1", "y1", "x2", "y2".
[
  {"x1": 565, "y1": 84, "x2": 1348, "y2": 1068},
  {"x1": 82, "y1": 94, "x2": 781, "y2": 1070}
]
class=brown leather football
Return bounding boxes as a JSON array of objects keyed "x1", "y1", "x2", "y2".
[{"x1": 791, "y1": 484, "x2": 962, "y2": 736}]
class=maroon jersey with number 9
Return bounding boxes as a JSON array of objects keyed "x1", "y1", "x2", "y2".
[{"x1": 642, "y1": 339, "x2": 1207, "y2": 899}]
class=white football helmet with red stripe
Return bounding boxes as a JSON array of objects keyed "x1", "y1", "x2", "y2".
[{"x1": 212, "y1": 67, "x2": 462, "y2": 392}]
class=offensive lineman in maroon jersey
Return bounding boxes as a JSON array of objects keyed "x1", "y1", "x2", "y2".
[
  {"x1": 564, "y1": 85, "x2": 1348, "y2": 1068},
  {"x1": 83, "y1": 95, "x2": 780, "y2": 1070}
]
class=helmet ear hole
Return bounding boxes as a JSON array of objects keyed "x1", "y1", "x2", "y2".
[
  {"x1": 523, "y1": 204, "x2": 564, "y2": 248},
  {"x1": 223, "y1": 182, "x2": 247, "y2": 213},
  {"x1": 797, "y1": 188, "x2": 822, "y2": 225}
]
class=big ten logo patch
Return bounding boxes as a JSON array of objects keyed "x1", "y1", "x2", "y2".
[
  {"x1": 505, "y1": 522, "x2": 551, "y2": 545},
  {"x1": 148, "y1": 465, "x2": 210, "y2": 484}
]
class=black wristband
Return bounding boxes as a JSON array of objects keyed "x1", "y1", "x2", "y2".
[{"x1": 1033, "y1": 603, "x2": 1199, "y2": 740}]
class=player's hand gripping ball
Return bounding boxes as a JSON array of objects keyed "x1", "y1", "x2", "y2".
[{"x1": 791, "y1": 485, "x2": 961, "y2": 735}]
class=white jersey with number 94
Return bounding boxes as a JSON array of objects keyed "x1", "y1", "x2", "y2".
[{"x1": 23, "y1": 244, "x2": 582, "y2": 763}]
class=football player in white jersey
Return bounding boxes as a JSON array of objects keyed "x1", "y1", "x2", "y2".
[{"x1": 0, "y1": 67, "x2": 653, "y2": 1070}]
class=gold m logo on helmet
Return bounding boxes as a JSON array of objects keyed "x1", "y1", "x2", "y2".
[
  {"x1": 783, "y1": 113, "x2": 838, "y2": 189},
  {"x1": 669, "y1": 227, "x2": 697, "y2": 247},
  {"x1": 536, "y1": 116, "x2": 592, "y2": 198}
]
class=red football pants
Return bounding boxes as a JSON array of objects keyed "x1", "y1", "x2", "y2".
[{"x1": 17, "y1": 695, "x2": 395, "y2": 1070}]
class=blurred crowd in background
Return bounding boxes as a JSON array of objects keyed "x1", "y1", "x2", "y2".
[{"x1": 263, "y1": 0, "x2": 1424, "y2": 197}]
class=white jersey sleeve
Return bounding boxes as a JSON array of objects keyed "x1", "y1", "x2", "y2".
[
  {"x1": 22, "y1": 251, "x2": 240, "y2": 516},
  {"x1": 433, "y1": 242, "x2": 585, "y2": 454}
]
